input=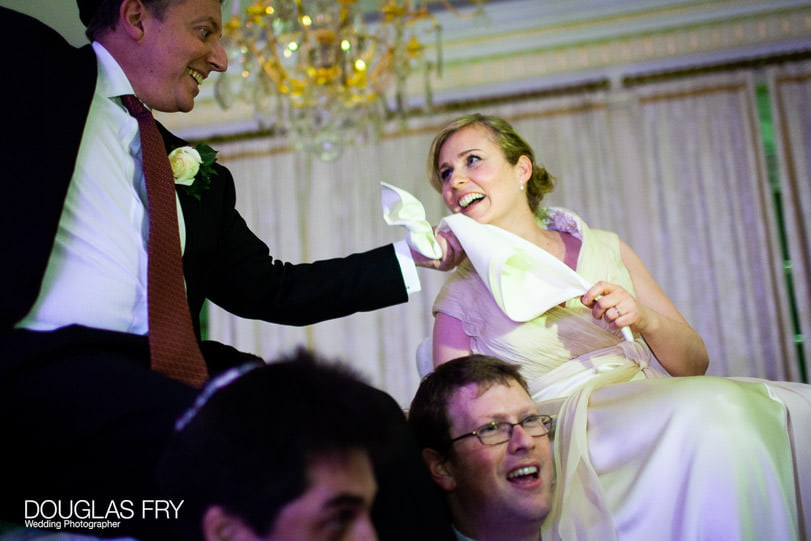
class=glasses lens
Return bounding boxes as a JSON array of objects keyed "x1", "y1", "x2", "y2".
[
  {"x1": 477, "y1": 422, "x2": 509, "y2": 445},
  {"x1": 520, "y1": 415, "x2": 550, "y2": 436}
]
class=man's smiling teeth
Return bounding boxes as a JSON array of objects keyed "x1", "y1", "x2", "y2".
[
  {"x1": 507, "y1": 466, "x2": 539, "y2": 480},
  {"x1": 459, "y1": 192, "x2": 484, "y2": 208},
  {"x1": 187, "y1": 68, "x2": 203, "y2": 84}
]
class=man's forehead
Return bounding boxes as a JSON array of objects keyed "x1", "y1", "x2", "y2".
[
  {"x1": 453, "y1": 379, "x2": 523, "y2": 401},
  {"x1": 307, "y1": 450, "x2": 377, "y2": 499},
  {"x1": 449, "y1": 381, "x2": 533, "y2": 418}
]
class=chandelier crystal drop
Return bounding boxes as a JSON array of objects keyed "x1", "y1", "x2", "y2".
[{"x1": 215, "y1": 0, "x2": 487, "y2": 161}]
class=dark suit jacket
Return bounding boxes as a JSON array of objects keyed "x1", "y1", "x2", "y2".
[{"x1": 1, "y1": 6, "x2": 407, "y2": 341}]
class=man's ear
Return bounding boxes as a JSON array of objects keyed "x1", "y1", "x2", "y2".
[
  {"x1": 202, "y1": 505, "x2": 259, "y2": 541},
  {"x1": 119, "y1": 0, "x2": 148, "y2": 40},
  {"x1": 422, "y1": 448, "x2": 456, "y2": 492}
]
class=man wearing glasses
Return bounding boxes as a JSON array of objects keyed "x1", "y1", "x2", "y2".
[{"x1": 408, "y1": 355, "x2": 554, "y2": 541}]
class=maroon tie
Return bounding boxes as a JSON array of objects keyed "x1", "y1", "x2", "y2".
[{"x1": 121, "y1": 95, "x2": 208, "y2": 388}]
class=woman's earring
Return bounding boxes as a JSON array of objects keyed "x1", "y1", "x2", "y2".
[{"x1": 519, "y1": 183, "x2": 525, "y2": 191}]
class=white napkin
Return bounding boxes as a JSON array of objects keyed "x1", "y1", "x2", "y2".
[
  {"x1": 436, "y1": 213, "x2": 591, "y2": 319},
  {"x1": 381, "y1": 182, "x2": 442, "y2": 259},
  {"x1": 380, "y1": 183, "x2": 633, "y2": 341}
]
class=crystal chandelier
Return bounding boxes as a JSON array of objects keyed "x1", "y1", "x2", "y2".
[{"x1": 215, "y1": 0, "x2": 487, "y2": 161}]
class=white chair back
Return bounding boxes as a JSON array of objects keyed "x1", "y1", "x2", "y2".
[{"x1": 416, "y1": 336, "x2": 433, "y2": 378}]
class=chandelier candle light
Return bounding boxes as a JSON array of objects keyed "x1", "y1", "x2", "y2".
[{"x1": 215, "y1": 0, "x2": 487, "y2": 161}]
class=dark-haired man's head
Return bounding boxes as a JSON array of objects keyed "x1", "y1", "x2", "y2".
[{"x1": 159, "y1": 349, "x2": 387, "y2": 541}]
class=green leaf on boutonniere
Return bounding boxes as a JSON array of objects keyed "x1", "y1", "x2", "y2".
[{"x1": 196, "y1": 143, "x2": 218, "y2": 166}]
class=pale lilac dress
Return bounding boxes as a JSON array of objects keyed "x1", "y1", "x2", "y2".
[{"x1": 433, "y1": 209, "x2": 811, "y2": 541}]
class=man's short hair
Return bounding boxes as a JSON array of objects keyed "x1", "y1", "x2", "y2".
[
  {"x1": 408, "y1": 355, "x2": 529, "y2": 456},
  {"x1": 158, "y1": 348, "x2": 392, "y2": 539},
  {"x1": 79, "y1": 0, "x2": 224, "y2": 41}
]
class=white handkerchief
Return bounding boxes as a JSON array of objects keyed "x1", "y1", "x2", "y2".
[
  {"x1": 380, "y1": 182, "x2": 442, "y2": 259},
  {"x1": 437, "y1": 214, "x2": 592, "y2": 321}
]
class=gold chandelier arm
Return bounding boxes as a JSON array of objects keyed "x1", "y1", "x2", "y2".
[{"x1": 429, "y1": 0, "x2": 484, "y2": 20}]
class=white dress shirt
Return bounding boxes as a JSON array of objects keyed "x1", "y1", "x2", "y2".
[{"x1": 17, "y1": 42, "x2": 152, "y2": 334}]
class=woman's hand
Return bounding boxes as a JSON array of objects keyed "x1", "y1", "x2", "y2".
[
  {"x1": 582, "y1": 281, "x2": 644, "y2": 334},
  {"x1": 583, "y1": 241, "x2": 709, "y2": 376}
]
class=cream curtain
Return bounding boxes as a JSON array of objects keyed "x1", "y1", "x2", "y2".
[
  {"x1": 208, "y1": 68, "x2": 806, "y2": 406},
  {"x1": 602, "y1": 73, "x2": 798, "y2": 381},
  {"x1": 769, "y1": 60, "x2": 811, "y2": 381}
]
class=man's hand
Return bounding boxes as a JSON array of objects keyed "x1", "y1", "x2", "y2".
[{"x1": 411, "y1": 230, "x2": 465, "y2": 271}]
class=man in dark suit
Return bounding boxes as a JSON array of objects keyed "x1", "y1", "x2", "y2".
[{"x1": 0, "y1": 1, "x2": 458, "y2": 539}]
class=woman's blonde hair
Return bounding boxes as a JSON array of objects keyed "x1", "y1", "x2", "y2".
[{"x1": 427, "y1": 113, "x2": 555, "y2": 211}]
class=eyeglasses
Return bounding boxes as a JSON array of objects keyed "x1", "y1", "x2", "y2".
[{"x1": 450, "y1": 414, "x2": 553, "y2": 446}]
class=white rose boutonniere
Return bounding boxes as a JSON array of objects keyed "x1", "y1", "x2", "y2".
[
  {"x1": 169, "y1": 146, "x2": 202, "y2": 185},
  {"x1": 168, "y1": 143, "x2": 218, "y2": 200}
]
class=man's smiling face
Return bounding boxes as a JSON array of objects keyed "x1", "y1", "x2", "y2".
[
  {"x1": 130, "y1": 0, "x2": 227, "y2": 112},
  {"x1": 444, "y1": 380, "x2": 554, "y2": 531}
]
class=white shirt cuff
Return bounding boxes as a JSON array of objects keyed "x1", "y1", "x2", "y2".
[{"x1": 393, "y1": 240, "x2": 421, "y2": 295}]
